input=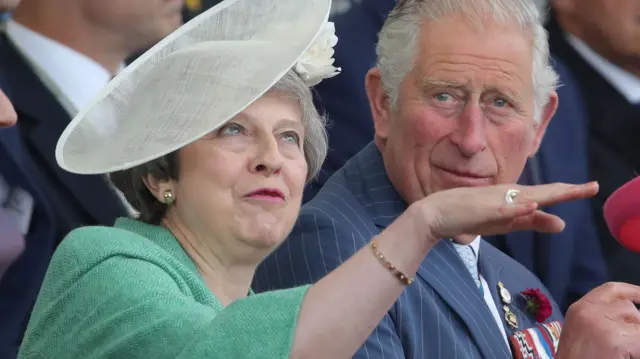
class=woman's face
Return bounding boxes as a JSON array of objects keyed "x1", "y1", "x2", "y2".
[{"x1": 168, "y1": 91, "x2": 308, "y2": 256}]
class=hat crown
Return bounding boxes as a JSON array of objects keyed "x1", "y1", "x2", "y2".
[{"x1": 56, "y1": 0, "x2": 332, "y2": 174}]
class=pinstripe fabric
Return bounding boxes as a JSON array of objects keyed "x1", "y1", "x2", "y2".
[{"x1": 254, "y1": 142, "x2": 564, "y2": 359}]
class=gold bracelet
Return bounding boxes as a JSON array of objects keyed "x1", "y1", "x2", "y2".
[{"x1": 370, "y1": 238, "x2": 414, "y2": 285}]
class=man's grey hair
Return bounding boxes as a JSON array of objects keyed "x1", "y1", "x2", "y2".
[
  {"x1": 376, "y1": 0, "x2": 558, "y2": 122},
  {"x1": 109, "y1": 70, "x2": 328, "y2": 224}
]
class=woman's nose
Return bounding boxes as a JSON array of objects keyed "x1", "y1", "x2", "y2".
[{"x1": 250, "y1": 138, "x2": 283, "y2": 176}]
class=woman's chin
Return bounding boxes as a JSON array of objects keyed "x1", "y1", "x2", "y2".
[
  {"x1": 236, "y1": 213, "x2": 295, "y2": 250},
  {"x1": 239, "y1": 224, "x2": 289, "y2": 251}
]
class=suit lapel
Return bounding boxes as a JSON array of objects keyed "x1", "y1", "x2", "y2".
[
  {"x1": 1, "y1": 36, "x2": 127, "y2": 225},
  {"x1": 0, "y1": 128, "x2": 26, "y2": 173},
  {"x1": 420, "y1": 241, "x2": 512, "y2": 359},
  {"x1": 0, "y1": 127, "x2": 54, "y2": 223},
  {"x1": 357, "y1": 143, "x2": 512, "y2": 359},
  {"x1": 479, "y1": 241, "x2": 517, "y2": 339}
]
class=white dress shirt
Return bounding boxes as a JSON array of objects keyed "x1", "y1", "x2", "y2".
[
  {"x1": 467, "y1": 236, "x2": 511, "y2": 350},
  {"x1": 566, "y1": 33, "x2": 640, "y2": 105},
  {"x1": 6, "y1": 19, "x2": 114, "y2": 113}
]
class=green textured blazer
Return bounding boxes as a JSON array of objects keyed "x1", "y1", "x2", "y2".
[{"x1": 18, "y1": 218, "x2": 309, "y2": 358}]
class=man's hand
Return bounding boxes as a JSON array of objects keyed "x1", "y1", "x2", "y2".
[{"x1": 557, "y1": 282, "x2": 640, "y2": 359}]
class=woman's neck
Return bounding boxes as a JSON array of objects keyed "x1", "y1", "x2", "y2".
[{"x1": 162, "y1": 216, "x2": 257, "y2": 306}]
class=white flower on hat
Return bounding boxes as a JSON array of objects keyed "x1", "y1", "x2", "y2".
[{"x1": 294, "y1": 22, "x2": 341, "y2": 86}]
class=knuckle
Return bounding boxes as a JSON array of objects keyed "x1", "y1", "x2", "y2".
[
  {"x1": 602, "y1": 281, "x2": 621, "y2": 293},
  {"x1": 565, "y1": 301, "x2": 584, "y2": 318},
  {"x1": 566, "y1": 300, "x2": 594, "y2": 323}
]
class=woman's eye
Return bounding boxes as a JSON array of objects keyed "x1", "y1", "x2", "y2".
[
  {"x1": 434, "y1": 93, "x2": 454, "y2": 102},
  {"x1": 219, "y1": 123, "x2": 244, "y2": 136},
  {"x1": 281, "y1": 131, "x2": 300, "y2": 144}
]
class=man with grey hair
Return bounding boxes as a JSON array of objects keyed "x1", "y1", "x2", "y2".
[
  {"x1": 255, "y1": 0, "x2": 640, "y2": 358},
  {"x1": 298, "y1": 0, "x2": 606, "y2": 314}
]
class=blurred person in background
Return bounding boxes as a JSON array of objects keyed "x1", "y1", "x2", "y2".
[
  {"x1": 0, "y1": 0, "x2": 28, "y2": 282},
  {"x1": 275, "y1": 0, "x2": 606, "y2": 313},
  {"x1": 548, "y1": 0, "x2": 640, "y2": 286},
  {"x1": 0, "y1": 0, "x2": 182, "y2": 357},
  {"x1": 1, "y1": 2, "x2": 58, "y2": 359}
]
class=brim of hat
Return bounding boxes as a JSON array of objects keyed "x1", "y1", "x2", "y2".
[{"x1": 55, "y1": 0, "x2": 331, "y2": 174}]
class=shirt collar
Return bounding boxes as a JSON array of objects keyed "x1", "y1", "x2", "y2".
[
  {"x1": 5, "y1": 19, "x2": 119, "y2": 111},
  {"x1": 469, "y1": 235, "x2": 481, "y2": 259},
  {"x1": 450, "y1": 235, "x2": 482, "y2": 260},
  {"x1": 566, "y1": 33, "x2": 640, "y2": 104}
]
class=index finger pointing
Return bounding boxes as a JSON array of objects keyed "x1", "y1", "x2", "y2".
[{"x1": 521, "y1": 182, "x2": 599, "y2": 207}]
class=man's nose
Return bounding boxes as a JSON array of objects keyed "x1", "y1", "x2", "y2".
[
  {"x1": 0, "y1": 90, "x2": 17, "y2": 128},
  {"x1": 450, "y1": 102, "x2": 487, "y2": 156}
]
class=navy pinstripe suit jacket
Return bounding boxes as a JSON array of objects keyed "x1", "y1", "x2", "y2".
[{"x1": 253, "y1": 142, "x2": 564, "y2": 359}]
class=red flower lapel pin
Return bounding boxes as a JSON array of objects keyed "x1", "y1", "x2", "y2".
[{"x1": 521, "y1": 288, "x2": 552, "y2": 323}]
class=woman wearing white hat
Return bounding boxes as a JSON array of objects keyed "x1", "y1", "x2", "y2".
[{"x1": 17, "y1": 0, "x2": 597, "y2": 358}]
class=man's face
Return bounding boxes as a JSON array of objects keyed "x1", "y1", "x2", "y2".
[
  {"x1": 554, "y1": 0, "x2": 640, "y2": 71},
  {"x1": 80, "y1": 0, "x2": 184, "y2": 53},
  {"x1": 0, "y1": 0, "x2": 21, "y2": 12},
  {"x1": 366, "y1": 16, "x2": 556, "y2": 204}
]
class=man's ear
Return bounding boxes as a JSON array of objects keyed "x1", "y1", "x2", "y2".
[
  {"x1": 529, "y1": 90, "x2": 558, "y2": 156},
  {"x1": 365, "y1": 67, "x2": 393, "y2": 141},
  {"x1": 142, "y1": 174, "x2": 172, "y2": 203}
]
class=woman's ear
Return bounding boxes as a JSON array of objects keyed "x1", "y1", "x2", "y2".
[{"x1": 142, "y1": 174, "x2": 172, "y2": 203}]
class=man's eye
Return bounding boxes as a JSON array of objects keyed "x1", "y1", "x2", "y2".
[
  {"x1": 435, "y1": 93, "x2": 453, "y2": 102},
  {"x1": 493, "y1": 98, "x2": 509, "y2": 108}
]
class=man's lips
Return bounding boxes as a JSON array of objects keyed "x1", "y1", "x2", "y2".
[
  {"x1": 433, "y1": 165, "x2": 492, "y2": 186},
  {"x1": 433, "y1": 165, "x2": 489, "y2": 179}
]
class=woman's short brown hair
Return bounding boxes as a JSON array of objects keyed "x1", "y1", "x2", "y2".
[{"x1": 109, "y1": 152, "x2": 179, "y2": 225}]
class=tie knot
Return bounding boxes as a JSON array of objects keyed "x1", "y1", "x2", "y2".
[{"x1": 452, "y1": 243, "x2": 477, "y2": 264}]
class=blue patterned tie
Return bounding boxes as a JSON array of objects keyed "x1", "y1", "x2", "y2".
[{"x1": 452, "y1": 242, "x2": 483, "y2": 295}]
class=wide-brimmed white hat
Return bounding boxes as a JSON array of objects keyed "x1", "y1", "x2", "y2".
[{"x1": 55, "y1": 0, "x2": 337, "y2": 174}]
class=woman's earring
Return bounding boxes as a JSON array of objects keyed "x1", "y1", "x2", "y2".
[{"x1": 163, "y1": 189, "x2": 174, "y2": 205}]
